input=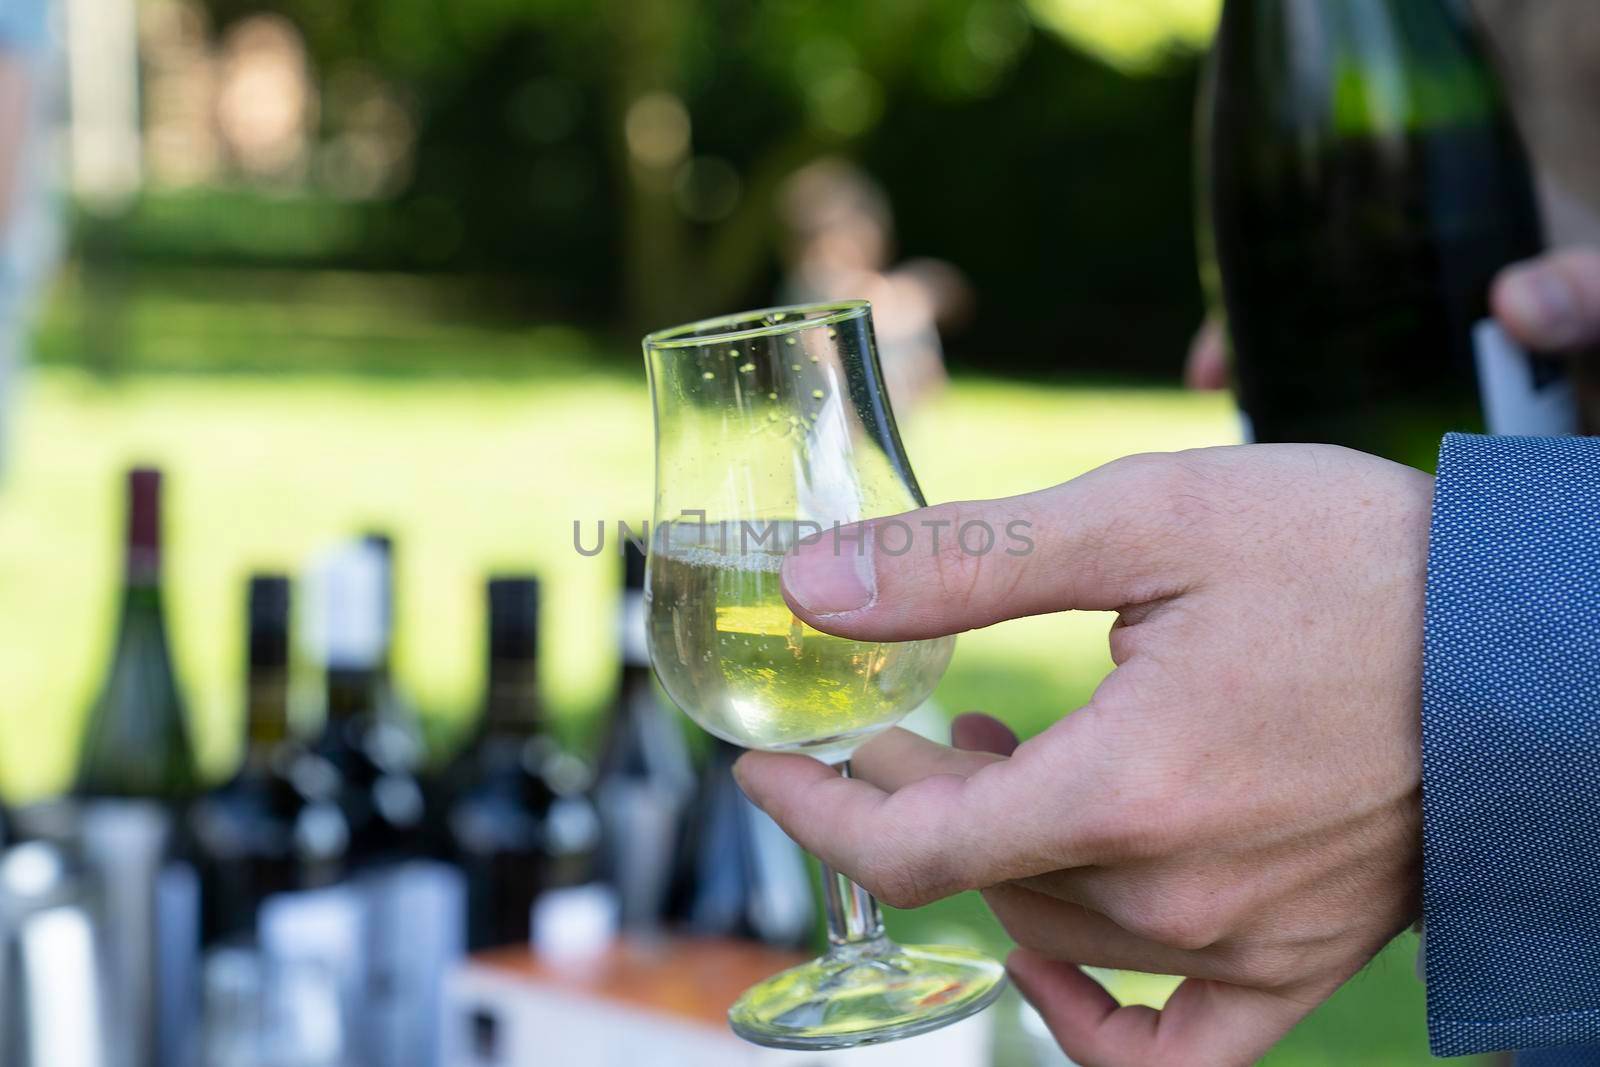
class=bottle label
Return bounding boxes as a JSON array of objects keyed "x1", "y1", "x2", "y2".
[
  {"x1": 361, "y1": 863, "x2": 467, "y2": 1067},
  {"x1": 1473, "y1": 320, "x2": 1580, "y2": 436},
  {"x1": 531, "y1": 883, "x2": 620, "y2": 962},
  {"x1": 157, "y1": 862, "x2": 201, "y2": 1067},
  {"x1": 310, "y1": 543, "x2": 388, "y2": 670},
  {"x1": 259, "y1": 885, "x2": 368, "y2": 1066},
  {"x1": 620, "y1": 592, "x2": 650, "y2": 667},
  {"x1": 597, "y1": 781, "x2": 684, "y2": 928},
  {"x1": 743, "y1": 802, "x2": 817, "y2": 947},
  {"x1": 16, "y1": 897, "x2": 104, "y2": 1067}
]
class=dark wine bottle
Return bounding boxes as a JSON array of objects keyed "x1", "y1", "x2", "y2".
[
  {"x1": 443, "y1": 576, "x2": 603, "y2": 950},
  {"x1": 594, "y1": 542, "x2": 695, "y2": 931},
  {"x1": 310, "y1": 541, "x2": 428, "y2": 868},
  {"x1": 190, "y1": 576, "x2": 348, "y2": 948},
  {"x1": 667, "y1": 737, "x2": 817, "y2": 949},
  {"x1": 77, "y1": 467, "x2": 199, "y2": 801},
  {"x1": 1199, "y1": 0, "x2": 1575, "y2": 470}
]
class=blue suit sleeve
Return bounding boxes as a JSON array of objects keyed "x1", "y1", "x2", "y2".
[{"x1": 1423, "y1": 433, "x2": 1600, "y2": 1057}]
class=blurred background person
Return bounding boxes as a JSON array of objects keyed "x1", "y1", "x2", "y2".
[
  {"x1": 778, "y1": 157, "x2": 970, "y2": 416},
  {"x1": 0, "y1": 0, "x2": 58, "y2": 482}
]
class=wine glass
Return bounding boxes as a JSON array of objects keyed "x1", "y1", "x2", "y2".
[{"x1": 642, "y1": 301, "x2": 1007, "y2": 1049}]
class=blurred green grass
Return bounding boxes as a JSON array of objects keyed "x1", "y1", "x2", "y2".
[{"x1": 0, "y1": 282, "x2": 1476, "y2": 1065}]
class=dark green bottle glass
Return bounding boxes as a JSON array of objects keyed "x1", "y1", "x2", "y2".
[
  {"x1": 666, "y1": 736, "x2": 817, "y2": 950},
  {"x1": 1199, "y1": 0, "x2": 1565, "y2": 471},
  {"x1": 190, "y1": 575, "x2": 348, "y2": 947},
  {"x1": 76, "y1": 467, "x2": 199, "y2": 801},
  {"x1": 443, "y1": 576, "x2": 602, "y2": 950},
  {"x1": 594, "y1": 542, "x2": 695, "y2": 931},
  {"x1": 310, "y1": 540, "x2": 429, "y2": 869}
]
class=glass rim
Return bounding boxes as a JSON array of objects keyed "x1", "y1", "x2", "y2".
[{"x1": 642, "y1": 300, "x2": 870, "y2": 350}]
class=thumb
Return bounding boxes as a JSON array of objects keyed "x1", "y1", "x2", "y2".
[
  {"x1": 1009, "y1": 948, "x2": 1314, "y2": 1067},
  {"x1": 1493, "y1": 248, "x2": 1600, "y2": 352},
  {"x1": 780, "y1": 455, "x2": 1199, "y2": 641}
]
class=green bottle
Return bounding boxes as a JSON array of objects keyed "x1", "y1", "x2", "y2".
[
  {"x1": 76, "y1": 467, "x2": 199, "y2": 801},
  {"x1": 1199, "y1": 0, "x2": 1574, "y2": 470}
]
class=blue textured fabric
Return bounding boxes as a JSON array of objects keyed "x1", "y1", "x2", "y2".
[
  {"x1": 1423, "y1": 433, "x2": 1600, "y2": 1058},
  {"x1": 1520, "y1": 1048, "x2": 1600, "y2": 1066}
]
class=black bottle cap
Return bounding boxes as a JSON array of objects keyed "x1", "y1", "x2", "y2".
[
  {"x1": 248, "y1": 574, "x2": 291, "y2": 668},
  {"x1": 487, "y1": 576, "x2": 540, "y2": 662},
  {"x1": 361, "y1": 531, "x2": 394, "y2": 558},
  {"x1": 623, "y1": 540, "x2": 647, "y2": 591}
]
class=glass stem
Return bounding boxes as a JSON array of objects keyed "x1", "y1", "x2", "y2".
[{"x1": 820, "y1": 761, "x2": 886, "y2": 952}]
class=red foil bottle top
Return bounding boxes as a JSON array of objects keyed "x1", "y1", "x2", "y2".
[{"x1": 127, "y1": 467, "x2": 163, "y2": 577}]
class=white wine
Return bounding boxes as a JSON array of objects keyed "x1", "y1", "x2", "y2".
[{"x1": 647, "y1": 524, "x2": 954, "y2": 763}]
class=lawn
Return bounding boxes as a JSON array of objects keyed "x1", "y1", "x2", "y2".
[{"x1": 0, "y1": 276, "x2": 1475, "y2": 1065}]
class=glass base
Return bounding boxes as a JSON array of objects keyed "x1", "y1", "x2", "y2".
[{"x1": 728, "y1": 938, "x2": 1008, "y2": 1050}]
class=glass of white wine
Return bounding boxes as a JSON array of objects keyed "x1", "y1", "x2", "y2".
[{"x1": 643, "y1": 301, "x2": 1007, "y2": 1049}]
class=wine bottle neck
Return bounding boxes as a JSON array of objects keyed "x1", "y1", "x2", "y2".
[
  {"x1": 125, "y1": 469, "x2": 162, "y2": 587},
  {"x1": 325, "y1": 667, "x2": 378, "y2": 722},
  {"x1": 245, "y1": 665, "x2": 290, "y2": 760},
  {"x1": 119, "y1": 579, "x2": 163, "y2": 614},
  {"x1": 619, "y1": 662, "x2": 655, "y2": 699},
  {"x1": 483, "y1": 657, "x2": 542, "y2": 735},
  {"x1": 125, "y1": 550, "x2": 161, "y2": 588}
]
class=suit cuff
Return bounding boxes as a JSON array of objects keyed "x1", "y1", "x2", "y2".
[{"x1": 1421, "y1": 433, "x2": 1600, "y2": 1057}]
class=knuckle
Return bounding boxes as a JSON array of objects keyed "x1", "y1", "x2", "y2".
[
  {"x1": 1123, "y1": 902, "x2": 1223, "y2": 953},
  {"x1": 1075, "y1": 785, "x2": 1184, "y2": 864},
  {"x1": 1566, "y1": 246, "x2": 1600, "y2": 279},
  {"x1": 1236, "y1": 947, "x2": 1301, "y2": 990},
  {"x1": 1103, "y1": 450, "x2": 1220, "y2": 544},
  {"x1": 927, "y1": 505, "x2": 988, "y2": 604},
  {"x1": 859, "y1": 856, "x2": 934, "y2": 910}
]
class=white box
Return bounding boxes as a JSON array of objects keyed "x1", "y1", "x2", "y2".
[{"x1": 443, "y1": 939, "x2": 993, "y2": 1067}]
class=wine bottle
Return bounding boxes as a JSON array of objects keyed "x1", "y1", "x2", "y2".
[
  {"x1": 1199, "y1": 0, "x2": 1576, "y2": 470},
  {"x1": 594, "y1": 542, "x2": 695, "y2": 930},
  {"x1": 190, "y1": 575, "x2": 348, "y2": 948},
  {"x1": 309, "y1": 542, "x2": 428, "y2": 868},
  {"x1": 443, "y1": 576, "x2": 603, "y2": 950},
  {"x1": 77, "y1": 467, "x2": 199, "y2": 801},
  {"x1": 360, "y1": 531, "x2": 421, "y2": 734},
  {"x1": 667, "y1": 737, "x2": 817, "y2": 950}
]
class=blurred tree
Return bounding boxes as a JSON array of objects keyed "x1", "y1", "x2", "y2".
[
  {"x1": 196, "y1": 0, "x2": 1040, "y2": 330},
  {"x1": 170, "y1": 0, "x2": 1209, "y2": 375}
]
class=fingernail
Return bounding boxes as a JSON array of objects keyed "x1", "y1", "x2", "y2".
[
  {"x1": 782, "y1": 537, "x2": 877, "y2": 616},
  {"x1": 1505, "y1": 266, "x2": 1580, "y2": 342}
]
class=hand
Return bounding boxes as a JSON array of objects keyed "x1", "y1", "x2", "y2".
[
  {"x1": 1493, "y1": 248, "x2": 1600, "y2": 352},
  {"x1": 1183, "y1": 316, "x2": 1229, "y2": 391},
  {"x1": 734, "y1": 445, "x2": 1433, "y2": 1066}
]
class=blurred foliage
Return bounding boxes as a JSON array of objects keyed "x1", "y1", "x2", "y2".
[
  {"x1": 118, "y1": 0, "x2": 1215, "y2": 378},
  {"x1": 1027, "y1": 0, "x2": 1221, "y2": 71}
]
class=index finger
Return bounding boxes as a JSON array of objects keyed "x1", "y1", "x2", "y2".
[
  {"x1": 779, "y1": 452, "x2": 1208, "y2": 643},
  {"x1": 734, "y1": 737, "x2": 1066, "y2": 909}
]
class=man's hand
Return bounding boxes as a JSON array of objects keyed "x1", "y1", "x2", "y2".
[
  {"x1": 734, "y1": 445, "x2": 1433, "y2": 1067},
  {"x1": 1493, "y1": 248, "x2": 1600, "y2": 352}
]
